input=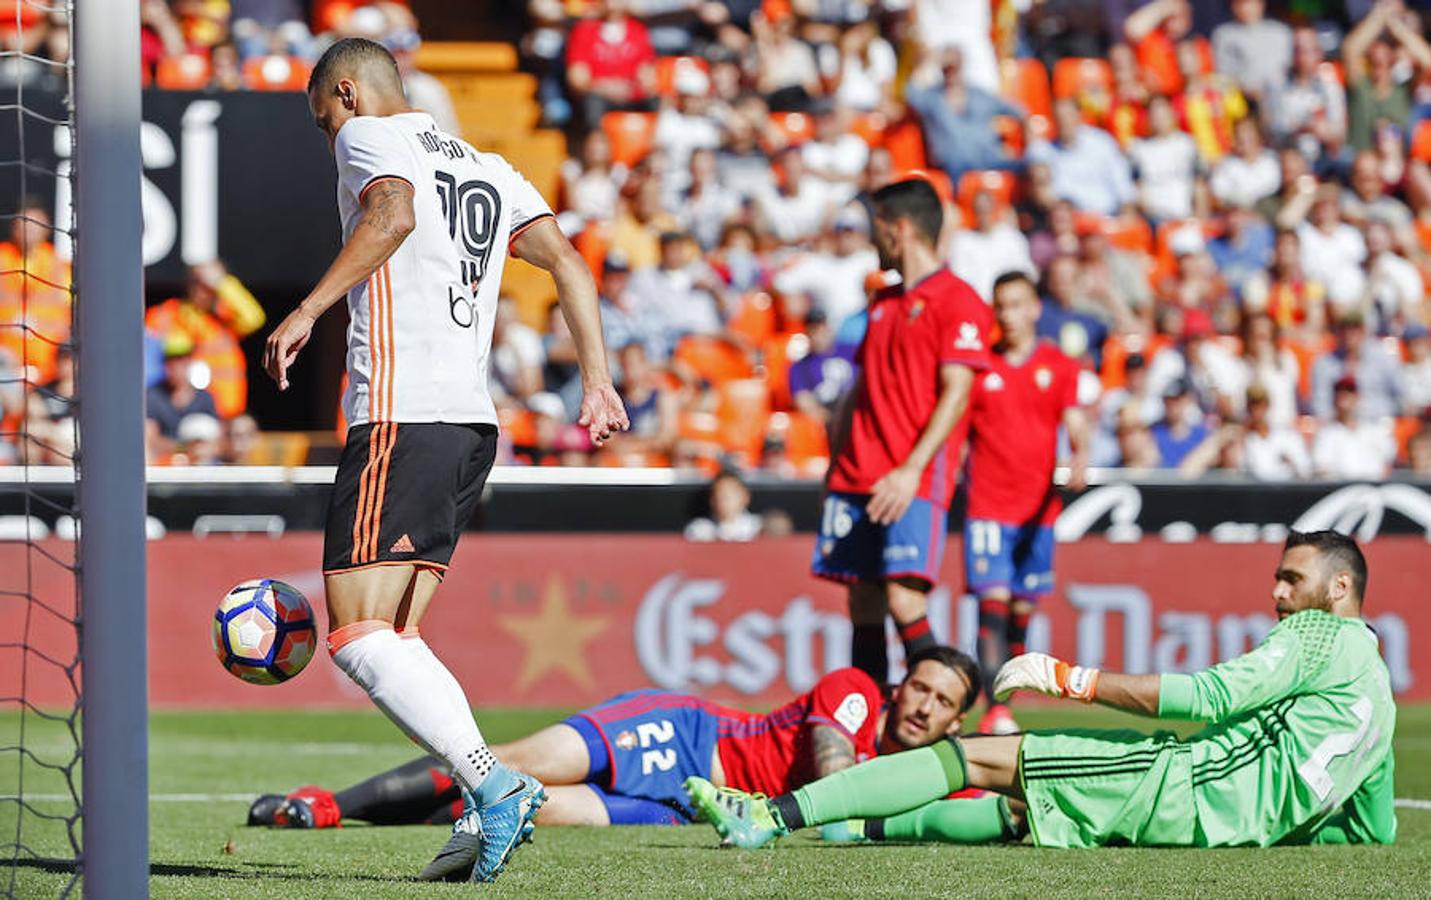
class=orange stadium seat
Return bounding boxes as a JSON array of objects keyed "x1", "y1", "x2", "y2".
[
  {"x1": 673, "y1": 335, "x2": 754, "y2": 385},
  {"x1": 653, "y1": 55, "x2": 710, "y2": 97},
  {"x1": 1395, "y1": 416, "x2": 1421, "y2": 464},
  {"x1": 601, "y1": 111, "x2": 657, "y2": 167},
  {"x1": 499, "y1": 407, "x2": 538, "y2": 448},
  {"x1": 1100, "y1": 333, "x2": 1171, "y2": 389},
  {"x1": 957, "y1": 170, "x2": 1018, "y2": 220},
  {"x1": 717, "y1": 378, "x2": 771, "y2": 465},
  {"x1": 728, "y1": 292, "x2": 779, "y2": 345},
  {"x1": 1416, "y1": 217, "x2": 1431, "y2": 253},
  {"x1": 1103, "y1": 215, "x2": 1154, "y2": 255},
  {"x1": 849, "y1": 111, "x2": 888, "y2": 146},
  {"x1": 1000, "y1": 57, "x2": 1051, "y2": 121},
  {"x1": 243, "y1": 55, "x2": 311, "y2": 91},
  {"x1": 155, "y1": 53, "x2": 212, "y2": 90},
  {"x1": 898, "y1": 167, "x2": 954, "y2": 208},
  {"x1": 1412, "y1": 120, "x2": 1431, "y2": 163},
  {"x1": 1319, "y1": 60, "x2": 1345, "y2": 85},
  {"x1": 770, "y1": 410, "x2": 830, "y2": 476},
  {"x1": 992, "y1": 114, "x2": 1025, "y2": 157},
  {"x1": 882, "y1": 116, "x2": 927, "y2": 171},
  {"x1": 769, "y1": 111, "x2": 816, "y2": 147},
  {"x1": 1052, "y1": 57, "x2": 1113, "y2": 101}
]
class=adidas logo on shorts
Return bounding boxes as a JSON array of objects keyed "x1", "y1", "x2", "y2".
[{"x1": 390, "y1": 534, "x2": 415, "y2": 554}]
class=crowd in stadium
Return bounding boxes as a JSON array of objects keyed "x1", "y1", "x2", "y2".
[{"x1": 4, "y1": 0, "x2": 1431, "y2": 478}]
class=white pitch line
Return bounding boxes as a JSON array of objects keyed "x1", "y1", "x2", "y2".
[{"x1": 4, "y1": 794, "x2": 1431, "y2": 809}]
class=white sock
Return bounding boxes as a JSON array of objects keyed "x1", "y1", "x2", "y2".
[{"x1": 329, "y1": 622, "x2": 497, "y2": 794}]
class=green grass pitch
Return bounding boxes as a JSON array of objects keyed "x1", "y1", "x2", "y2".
[{"x1": 3, "y1": 704, "x2": 1429, "y2": 898}]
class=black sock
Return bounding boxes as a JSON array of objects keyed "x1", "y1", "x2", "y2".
[
  {"x1": 866, "y1": 818, "x2": 887, "y2": 841},
  {"x1": 334, "y1": 755, "x2": 460, "y2": 825},
  {"x1": 851, "y1": 623, "x2": 888, "y2": 685},
  {"x1": 897, "y1": 615, "x2": 937, "y2": 659},
  {"x1": 771, "y1": 794, "x2": 805, "y2": 832},
  {"x1": 1007, "y1": 608, "x2": 1031, "y2": 657},
  {"x1": 977, "y1": 600, "x2": 1009, "y2": 706}
]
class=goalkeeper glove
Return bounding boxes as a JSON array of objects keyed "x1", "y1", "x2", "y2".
[{"x1": 992, "y1": 652, "x2": 1100, "y2": 703}]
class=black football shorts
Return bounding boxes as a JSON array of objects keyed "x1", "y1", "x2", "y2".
[{"x1": 322, "y1": 422, "x2": 497, "y2": 575}]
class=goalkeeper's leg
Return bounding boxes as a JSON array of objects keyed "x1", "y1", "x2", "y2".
[
  {"x1": 866, "y1": 795, "x2": 1027, "y2": 844},
  {"x1": 769, "y1": 735, "x2": 1023, "y2": 832}
]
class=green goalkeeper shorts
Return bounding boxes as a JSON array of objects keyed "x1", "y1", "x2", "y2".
[{"x1": 1018, "y1": 729, "x2": 1196, "y2": 848}]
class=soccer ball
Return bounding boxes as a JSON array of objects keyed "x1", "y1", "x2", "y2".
[{"x1": 212, "y1": 580, "x2": 317, "y2": 685}]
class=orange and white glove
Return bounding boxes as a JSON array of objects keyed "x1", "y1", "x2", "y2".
[{"x1": 992, "y1": 652, "x2": 1100, "y2": 703}]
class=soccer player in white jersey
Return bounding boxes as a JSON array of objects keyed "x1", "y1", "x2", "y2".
[{"x1": 262, "y1": 38, "x2": 629, "y2": 883}]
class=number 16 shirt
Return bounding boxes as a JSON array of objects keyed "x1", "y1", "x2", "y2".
[{"x1": 334, "y1": 112, "x2": 553, "y2": 427}]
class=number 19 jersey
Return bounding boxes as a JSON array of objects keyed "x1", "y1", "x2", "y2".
[{"x1": 333, "y1": 112, "x2": 553, "y2": 426}]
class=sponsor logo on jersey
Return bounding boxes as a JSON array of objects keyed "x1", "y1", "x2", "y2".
[
  {"x1": 1035, "y1": 367, "x2": 1052, "y2": 390},
  {"x1": 615, "y1": 730, "x2": 638, "y2": 751},
  {"x1": 833, "y1": 693, "x2": 870, "y2": 734},
  {"x1": 882, "y1": 544, "x2": 920, "y2": 562},
  {"x1": 984, "y1": 372, "x2": 1004, "y2": 392},
  {"x1": 954, "y1": 322, "x2": 983, "y2": 351}
]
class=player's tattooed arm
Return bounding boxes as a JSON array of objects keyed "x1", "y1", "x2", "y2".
[
  {"x1": 357, "y1": 178, "x2": 417, "y2": 242},
  {"x1": 810, "y1": 724, "x2": 858, "y2": 778}
]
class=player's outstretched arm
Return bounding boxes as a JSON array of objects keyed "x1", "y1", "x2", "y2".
[
  {"x1": 512, "y1": 217, "x2": 629, "y2": 444},
  {"x1": 867, "y1": 363, "x2": 974, "y2": 525},
  {"x1": 992, "y1": 652, "x2": 1161, "y2": 715},
  {"x1": 264, "y1": 179, "x2": 416, "y2": 390}
]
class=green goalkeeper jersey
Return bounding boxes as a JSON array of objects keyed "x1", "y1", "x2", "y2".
[{"x1": 1157, "y1": 609, "x2": 1397, "y2": 847}]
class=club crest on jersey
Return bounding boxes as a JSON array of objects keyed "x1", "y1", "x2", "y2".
[
  {"x1": 907, "y1": 300, "x2": 926, "y2": 322},
  {"x1": 615, "y1": 730, "x2": 638, "y2": 751},
  {"x1": 953, "y1": 322, "x2": 983, "y2": 351},
  {"x1": 1035, "y1": 367, "x2": 1052, "y2": 390},
  {"x1": 984, "y1": 372, "x2": 1004, "y2": 392}
]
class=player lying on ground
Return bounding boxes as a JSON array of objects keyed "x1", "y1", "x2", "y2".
[
  {"x1": 688, "y1": 530, "x2": 1396, "y2": 849},
  {"x1": 248, "y1": 646, "x2": 980, "y2": 830}
]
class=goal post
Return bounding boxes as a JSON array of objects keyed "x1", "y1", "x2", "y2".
[{"x1": 74, "y1": 0, "x2": 149, "y2": 896}]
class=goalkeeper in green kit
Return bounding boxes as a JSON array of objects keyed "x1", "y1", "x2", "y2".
[{"x1": 687, "y1": 530, "x2": 1396, "y2": 848}]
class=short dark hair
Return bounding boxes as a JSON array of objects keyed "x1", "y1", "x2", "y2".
[
  {"x1": 872, "y1": 178, "x2": 943, "y2": 246},
  {"x1": 904, "y1": 645, "x2": 981, "y2": 714},
  {"x1": 308, "y1": 37, "x2": 402, "y2": 96},
  {"x1": 991, "y1": 270, "x2": 1036, "y2": 296},
  {"x1": 1285, "y1": 529, "x2": 1368, "y2": 603}
]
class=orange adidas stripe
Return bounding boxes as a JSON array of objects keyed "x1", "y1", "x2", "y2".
[
  {"x1": 368, "y1": 423, "x2": 396, "y2": 562},
  {"x1": 362, "y1": 421, "x2": 393, "y2": 563},
  {"x1": 382, "y1": 261, "x2": 395, "y2": 419},
  {"x1": 350, "y1": 423, "x2": 382, "y2": 565}
]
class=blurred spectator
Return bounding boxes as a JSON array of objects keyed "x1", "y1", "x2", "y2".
[
  {"x1": 1310, "y1": 309, "x2": 1406, "y2": 422},
  {"x1": 1036, "y1": 254, "x2": 1108, "y2": 366},
  {"x1": 905, "y1": 46, "x2": 1022, "y2": 180},
  {"x1": 709, "y1": 223, "x2": 766, "y2": 294},
  {"x1": 1147, "y1": 308, "x2": 1242, "y2": 416},
  {"x1": 754, "y1": 145, "x2": 836, "y2": 242},
  {"x1": 773, "y1": 205, "x2": 878, "y2": 326},
  {"x1": 210, "y1": 40, "x2": 245, "y2": 91},
  {"x1": 140, "y1": 0, "x2": 187, "y2": 78},
  {"x1": 1211, "y1": 0, "x2": 1292, "y2": 104},
  {"x1": 1210, "y1": 118, "x2": 1281, "y2": 210},
  {"x1": 526, "y1": 391, "x2": 594, "y2": 466},
  {"x1": 610, "y1": 172, "x2": 681, "y2": 269},
  {"x1": 1091, "y1": 352, "x2": 1161, "y2": 466},
  {"x1": 1075, "y1": 223, "x2": 1149, "y2": 331},
  {"x1": 1129, "y1": 95, "x2": 1199, "y2": 223},
  {"x1": 653, "y1": 64, "x2": 722, "y2": 181},
  {"x1": 1022, "y1": 0, "x2": 1110, "y2": 71},
  {"x1": 1111, "y1": 401, "x2": 1163, "y2": 469},
  {"x1": 173, "y1": 413, "x2": 224, "y2": 466},
  {"x1": 599, "y1": 252, "x2": 664, "y2": 361},
  {"x1": 1173, "y1": 37, "x2": 1249, "y2": 164},
  {"x1": 1408, "y1": 423, "x2": 1431, "y2": 475},
  {"x1": 542, "y1": 301, "x2": 586, "y2": 414},
  {"x1": 788, "y1": 308, "x2": 854, "y2": 423},
  {"x1": 1242, "y1": 227, "x2": 1326, "y2": 340},
  {"x1": 1230, "y1": 313, "x2": 1300, "y2": 428},
  {"x1": 1270, "y1": 26, "x2": 1347, "y2": 164},
  {"x1": 949, "y1": 189, "x2": 1035, "y2": 302},
  {"x1": 524, "y1": 0, "x2": 574, "y2": 126},
  {"x1": 560, "y1": 130, "x2": 627, "y2": 234},
  {"x1": 751, "y1": 3, "x2": 821, "y2": 107},
  {"x1": 1403, "y1": 323, "x2": 1431, "y2": 414},
  {"x1": 913, "y1": 0, "x2": 999, "y2": 93},
  {"x1": 1208, "y1": 203, "x2": 1274, "y2": 296},
  {"x1": 1312, "y1": 375, "x2": 1395, "y2": 479},
  {"x1": 678, "y1": 148, "x2": 743, "y2": 251},
  {"x1": 1285, "y1": 184, "x2": 1365, "y2": 299},
  {"x1": 1026, "y1": 193, "x2": 1078, "y2": 271},
  {"x1": 831, "y1": 19, "x2": 895, "y2": 112},
  {"x1": 147, "y1": 336, "x2": 219, "y2": 442},
  {"x1": 683, "y1": 468, "x2": 765, "y2": 541},
  {"x1": 1028, "y1": 99, "x2": 1134, "y2": 216},
  {"x1": 566, "y1": 0, "x2": 657, "y2": 131},
  {"x1": 382, "y1": 4, "x2": 460, "y2": 136},
  {"x1": 144, "y1": 259, "x2": 264, "y2": 420},
  {"x1": 1150, "y1": 378, "x2": 1215, "y2": 468},
  {"x1": 221, "y1": 412, "x2": 260, "y2": 465},
  {"x1": 1124, "y1": 0, "x2": 1193, "y2": 98},
  {"x1": 1239, "y1": 382, "x2": 1312, "y2": 480},
  {"x1": 614, "y1": 342, "x2": 679, "y2": 455},
  {"x1": 491, "y1": 297, "x2": 546, "y2": 403},
  {"x1": 1343, "y1": 0, "x2": 1431, "y2": 153},
  {"x1": 1342, "y1": 150, "x2": 1414, "y2": 237},
  {"x1": 0, "y1": 200, "x2": 71, "y2": 387},
  {"x1": 801, "y1": 101, "x2": 869, "y2": 200},
  {"x1": 628, "y1": 231, "x2": 727, "y2": 356},
  {"x1": 1358, "y1": 220, "x2": 1422, "y2": 335}
]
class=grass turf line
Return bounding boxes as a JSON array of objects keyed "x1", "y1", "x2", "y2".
[{"x1": 1, "y1": 705, "x2": 1428, "y2": 898}]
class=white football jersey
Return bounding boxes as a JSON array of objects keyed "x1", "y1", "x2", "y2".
[{"x1": 333, "y1": 112, "x2": 553, "y2": 426}]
